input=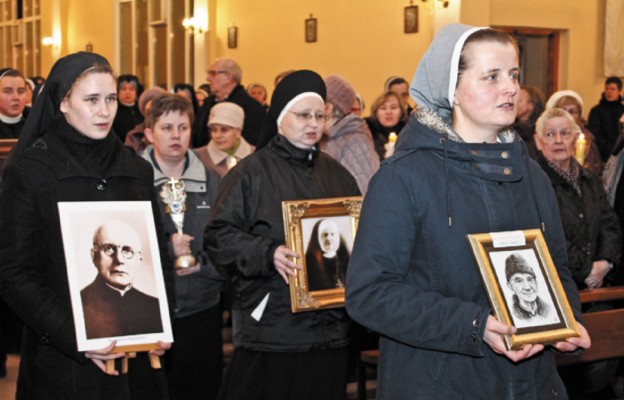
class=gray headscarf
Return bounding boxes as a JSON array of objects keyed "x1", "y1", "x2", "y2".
[{"x1": 409, "y1": 24, "x2": 485, "y2": 124}]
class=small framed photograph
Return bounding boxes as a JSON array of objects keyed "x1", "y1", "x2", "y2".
[
  {"x1": 58, "y1": 201, "x2": 173, "y2": 352},
  {"x1": 467, "y1": 229, "x2": 579, "y2": 350},
  {"x1": 282, "y1": 196, "x2": 363, "y2": 312},
  {"x1": 228, "y1": 26, "x2": 238, "y2": 49},
  {"x1": 305, "y1": 16, "x2": 317, "y2": 43},
  {"x1": 404, "y1": 5, "x2": 418, "y2": 34}
]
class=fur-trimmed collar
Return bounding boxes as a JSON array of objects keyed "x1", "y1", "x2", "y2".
[{"x1": 415, "y1": 108, "x2": 518, "y2": 144}]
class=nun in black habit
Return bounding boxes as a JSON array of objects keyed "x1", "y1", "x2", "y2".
[{"x1": 0, "y1": 52, "x2": 173, "y2": 400}]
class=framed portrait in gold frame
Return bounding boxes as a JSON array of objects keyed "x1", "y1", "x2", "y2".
[
  {"x1": 282, "y1": 196, "x2": 363, "y2": 313},
  {"x1": 466, "y1": 229, "x2": 579, "y2": 350}
]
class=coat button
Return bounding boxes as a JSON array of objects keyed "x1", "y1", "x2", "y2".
[
  {"x1": 552, "y1": 388, "x2": 558, "y2": 396},
  {"x1": 501, "y1": 151, "x2": 509, "y2": 159},
  {"x1": 579, "y1": 213, "x2": 584, "y2": 219},
  {"x1": 469, "y1": 333, "x2": 478, "y2": 342},
  {"x1": 96, "y1": 179, "x2": 108, "y2": 191},
  {"x1": 40, "y1": 332, "x2": 51, "y2": 344},
  {"x1": 472, "y1": 319, "x2": 480, "y2": 328},
  {"x1": 503, "y1": 168, "x2": 511, "y2": 175}
]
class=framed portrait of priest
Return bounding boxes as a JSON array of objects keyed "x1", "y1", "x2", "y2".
[
  {"x1": 467, "y1": 229, "x2": 580, "y2": 350},
  {"x1": 58, "y1": 201, "x2": 173, "y2": 352},
  {"x1": 282, "y1": 196, "x2": 362, "y2": 313}
]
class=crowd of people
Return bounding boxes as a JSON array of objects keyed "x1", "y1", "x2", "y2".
[{"x1": 0, "y1": 21, "x2": 623, "y2": 400}]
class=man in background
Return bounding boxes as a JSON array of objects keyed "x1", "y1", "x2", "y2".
[
  {"x1": 191, "y1": 57, "x2": 266, "y2": 148},
  {"x1": 588, "y1": 76, "x2": 624, "y2": 161}
]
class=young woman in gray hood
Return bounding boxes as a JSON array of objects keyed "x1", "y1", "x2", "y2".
[{"x1": 346, "y1": 24, "x2": 590, "y2": 400}]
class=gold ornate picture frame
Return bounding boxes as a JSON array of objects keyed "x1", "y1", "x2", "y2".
[
  {"x1": 466, "y1": 229, "x2": 579, "y2": 350},
  {"x1": 282, "y1": 196, "x2": 362, "y2": 313}
]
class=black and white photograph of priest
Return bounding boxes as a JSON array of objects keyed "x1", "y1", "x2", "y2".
[
  {"x1": 491, "y1": 250, "x2": 561, "y2": 329},
  {"x1": 303, "y1": 217, "x2": 353, "y2": 291},
  {"x1": 81, "y1": 220, "x2": 163, "y2": 339}
]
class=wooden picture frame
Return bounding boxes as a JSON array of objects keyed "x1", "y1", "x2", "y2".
[
  {"x1": 305, "y1": 16, "x2": 317, "y2": 43},
  {"x1": 404, "y1": 5, "x2": 418, "y2": 34},
  {"x1": 228, "y1": 26, "x2": 238, "y2": 49},
  {"x1": 58, "y1": 201, "x2": 173, "y2": 352},
  {"x1": 467, "y1": 229, "x2": 579, "y2": 350},
  {"x1": 282, "y1": 196, "x2": 363, "y2": 312}
]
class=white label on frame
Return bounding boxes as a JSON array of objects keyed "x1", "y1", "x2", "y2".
[{"x1": 490, "y1": 231, "x2": 526, "y2": 248}]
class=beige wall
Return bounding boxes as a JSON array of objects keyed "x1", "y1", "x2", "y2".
[{"x1": 44, "y1": 0, "x2": 612, "y2": 119}]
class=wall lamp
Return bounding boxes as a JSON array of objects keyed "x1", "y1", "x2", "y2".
[
  {"x1": 42, "y1": 36, "x2": 60, "y2": 49},
  {"x1": 182, "y1": 17, "x2": 208, "y2": 34},
  {"x1": 421, "y1": 0, "x2": 449, "y2": 8}
]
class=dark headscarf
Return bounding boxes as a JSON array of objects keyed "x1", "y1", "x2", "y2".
[
  {"x1": 15, "y1": 52, "x2": 111, "y2": 155},
  {"x1": 172, "y1": 83, "x2": 199, "y2": 115},
  {"x1": 255, "y1": 69, "x2": 326, "y2": 149}
]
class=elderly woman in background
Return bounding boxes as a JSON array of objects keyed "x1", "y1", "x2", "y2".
[
  {"x1": 545, "y1": 90, "x2": 602, "y2": 175},
  {"x1": 322, "y1": 74, "x2": 379, "y2": 195},
  {"x1": 206, "y1": 70, "x2": 359, "y2": 400},
  {"x1": 365, "y1": 90, "x2": 408, "y2": 160},
  {"x1": 193, "y1": 102, "x2": 254, "y2": 177},
  {"x1": 536, "y1": 107, "x2": 622, "y2": 400},
  {"x1": 535, "y1": 107, "x2": 621, "y2": 290}
]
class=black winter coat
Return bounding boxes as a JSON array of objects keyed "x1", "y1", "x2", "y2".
[
  {"x1": 0, "y1": 130, "x2": 173, "y2": 400},
  {"x1": 205, "y1": 134, "x2": 360, "y2": 352},
  {"x1": 537, "y1": 155, "x2": 622, "y2": 288}
]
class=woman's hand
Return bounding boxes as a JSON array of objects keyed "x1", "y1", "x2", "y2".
[
  {"x1": 149, "y1": 341, "x2": 172, "y2": 357},
  {"x1": 273, "y1": 245, "x2": 302, "y2": 284},
  {"x1": 171, "y1": 232, "x2": 194, "y2": 258},
  {"x1": 85, "y1": 341, "x2": 126, "y2": 376},
  {"x1": 483, "y1": 315, "x2": 544, "y2": 362},
  {"x1": 584, "y1": 260, "x2": 611, "y2": 289},
  {"x1": 553, "y1": 322, "x2": 591, "y2": 352}
]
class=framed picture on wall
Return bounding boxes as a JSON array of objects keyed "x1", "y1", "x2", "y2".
[
  {"x1": 305, "y1": 16, "x2": 317, "y2": 43},
  {"x1": 228, "y1": 27, "x2": 238, "y2": 49},
  {"x1": 404, "y1": 6, "x2": 418, "y2": 34}
]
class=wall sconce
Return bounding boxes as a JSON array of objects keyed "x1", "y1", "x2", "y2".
[
  {"x1": 42, "y1": 36, "x2": 60, "y2": 49},
  {"x1": 182, "y1": 17, "x2": 208, "y2": 34},
  {"x1": 421, "y1": 0, "x2": 449, "y2": 8}
]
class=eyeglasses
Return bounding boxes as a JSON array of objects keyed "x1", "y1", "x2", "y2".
[
  {"x1": 94, "y1": 243, "x2": 139, "y2": 260},
  {"x1": 288, "y1": 111, "x2": 327, "y2": 122},
  {"x1": 207, "y1": 70, "x2": 228, "y2": 77},
  {"x1": 542, "y1": 129, "x2": 574, "y2": 142}
]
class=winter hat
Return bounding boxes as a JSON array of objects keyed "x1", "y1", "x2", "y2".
[
  {"x1": 274, "y1": 70, "x2": 326, "y2": 127},
  {"x1": 255, "y1": 70, "x2": 326, "y2": 149},
  {"x1": 209, "y1": 102, "x2": 244, "y2": 130},
  {"x1": 325, "y1": 75, "x2": 356, "y2": 115},
  {"x1": 138, "y1": 87, "x2": 167, "y2": 116},
  {"x1": 545, "y1": 90, "x2": 584, "y2": 111},
  {"x1": 505, "y1": 253, "x2": 535, "y2": 282}
]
